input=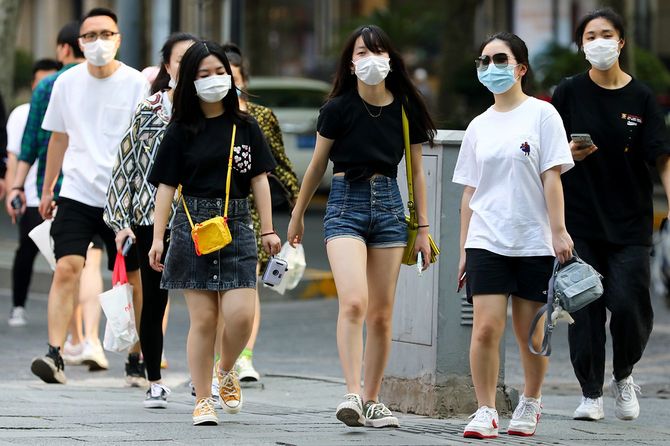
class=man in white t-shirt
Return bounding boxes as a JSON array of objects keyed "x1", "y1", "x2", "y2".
[
  {"x1": 4, "y1": 60, "x2": 61, "y2": 327},
  {"x1": 30, "y1": 7, "x2": 148, "y2": 385}
]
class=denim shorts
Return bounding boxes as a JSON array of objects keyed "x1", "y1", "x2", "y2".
[
  {"x1": 323, "y1": 175, "x2": 408, "y2": 248},
  {"x1": 161, "y1": 197, "x2": 257, "y2": 291}
]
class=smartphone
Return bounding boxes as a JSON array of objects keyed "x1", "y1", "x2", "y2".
[
  {"x1": 121, "y1": 236, "x2": 134, "y2": 256},
  {"x1": 570, "y1": 133, "x2": 594, "y2": 148},
  {"x1": 457, "y1": 272, "x2": 467, "y2": 292}
]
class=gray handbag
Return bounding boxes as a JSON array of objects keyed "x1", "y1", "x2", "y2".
[{"x1": 528, "y1": 252, "x2": 604, "y2": 356}]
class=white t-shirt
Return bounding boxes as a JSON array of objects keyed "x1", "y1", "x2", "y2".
[
  {"x1": 452, "y1": 97, "x2": 574, "y2": 257},
  {"x1": 6, "y1": 103, "x2": 39, "y2": 207},
  {"x1": 42, "y1": 62, "x2": 148, "y2": 207}
]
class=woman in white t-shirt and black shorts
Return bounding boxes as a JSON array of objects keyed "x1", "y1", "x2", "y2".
[{"x1": 452, "y1": 32, "x2": 574, "y2": 439}]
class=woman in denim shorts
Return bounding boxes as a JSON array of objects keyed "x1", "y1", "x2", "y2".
[
  {"x1": 453, "y1": 33, "x2": 574, "y2": 439},
  {"x1": 148, "y1": 41, "x2": 280, "y2": 426},
  {"x1": 288, "y1": 25, "x2": 436, "y2": 428}
]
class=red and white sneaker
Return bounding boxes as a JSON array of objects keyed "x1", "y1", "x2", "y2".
[
  {"x1": 463, "y1": 406, "x2": 499, "y2": 439},
  {"x1": 507, "y1": 395, "x2": 542, "y2": 436}
]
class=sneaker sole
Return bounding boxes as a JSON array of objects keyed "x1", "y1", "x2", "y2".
[
  {"x1": 30, "y1": 359, "x2": 65, "y2": 384},
  {"x1": 336, "y1": 407, "x2": 364, "y2": 427},
  {"x1": 573, "y1": 414, "x2": 604, "y2": 421},
  {"x1": 82, "y1": 359, "x2": 109, "y2": 371},
  {"x1": 463, "y1": 430, "x2": 498, "y2": 439},
  {"x1": 127, "y1": 377, "x2": 148, "y2": 388},
  {"x1": 192, "y1": 416, "x2": 218, "y2": 426},
  {"x1": 615, "y1": 410, "x2": 639, "y2": 421},
  {"x1": 144, "y1": 400, "x2": 168, "y2": 409},
  {"x1": 507, "y1": 428, "x2": 536, "y2": 436},
  {"x1": 365, "y1": 417, "x2": 399, "y2": 428},
  {"x1": 239, "y1": 375, "x2": 259, "y2": 382},
  {"x1": 220, "y1": 396, "x2": 243, "y2": 414}
]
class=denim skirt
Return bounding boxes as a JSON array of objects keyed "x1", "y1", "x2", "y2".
[
  {"x1": 161, "y1": 197, "x2": 257, "y2": 291},
  {"x1": 323, "y1": 175, "x2": 408, "y2": 248}
]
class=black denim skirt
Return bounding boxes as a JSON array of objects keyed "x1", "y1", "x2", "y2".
[{"x1": 161, "y1": 197, "x2": 257, "y2": 291}]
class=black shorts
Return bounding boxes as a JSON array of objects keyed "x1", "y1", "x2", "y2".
[
  {"x1": 465, "y1": 248, "x2": 553, "y2": 303},
  {"x1": 51, "y1": 197, "x2": 139, "y2": 271}
]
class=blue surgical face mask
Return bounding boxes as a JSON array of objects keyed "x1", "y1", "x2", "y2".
[{"x1": 477, "y1": 64, "x2": 518, "y2": 94}]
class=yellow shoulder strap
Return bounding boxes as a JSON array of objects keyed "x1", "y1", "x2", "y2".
[{"x1": 402, "y1": 105, "x2": 417, "y2": 228}]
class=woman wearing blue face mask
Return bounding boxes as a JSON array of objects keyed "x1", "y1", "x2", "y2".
[
  {"x1": 453, "y1": 32, "x2": 574, "y2": 439},
  {"x1": 288, "y1": 25, "x2": 435, "y2": 429},
  {"x1": 552, "y1": 8, "x2": 670, "y2": 423}
]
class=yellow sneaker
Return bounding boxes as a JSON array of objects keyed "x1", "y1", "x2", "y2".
[
  {"x1": 218, "y1": 369, "x2": 243, "y2": 414},
  {"x1": 192, "y1": 397, "x2": 218, "y2": 426}
]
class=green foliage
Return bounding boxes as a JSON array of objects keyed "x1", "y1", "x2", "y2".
[
  {"x1": 14, "y1": 48, "x2": 33, "y2": 91},
  {"x1": 635, "y1": 47, "x2": 670, "y2": 93},
  {"x1": 533, "y1": 43, "x2": 589, "y2": 92}
]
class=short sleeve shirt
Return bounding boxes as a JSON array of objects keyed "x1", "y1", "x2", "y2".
[
  {"x1": 452, "y1": 97, "x2": 574, "y2": 257},
  {"x1": 149, "y1": 114, "x2": 277, "y2": 198}
]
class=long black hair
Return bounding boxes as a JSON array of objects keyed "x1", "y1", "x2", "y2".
[
  {"x1": 151, "y1": 32, "x2": 198, "y2": 94},
  {"x1": 222, "y1": 42, "x2": 249, "y2": 98},
  {"x1": 479, "y1": 32, "x2": 533, "y2": 94},
  {"x1": 172, "y1": 40, "x2": 250, "y2": 134},
  {"x1": 330, "y1": 25, "x2": 435, "y2": 145}
]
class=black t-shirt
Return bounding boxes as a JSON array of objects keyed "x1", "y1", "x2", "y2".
[
  {"x1": 317, "y1": 90, "x2": 428, "y2": 180},
  {"x1": 552, "y1": 72, "x2": 670, "y2": 245},
  {"x1": 148, "y1": 114, "x2": 277, "y2": 198}
]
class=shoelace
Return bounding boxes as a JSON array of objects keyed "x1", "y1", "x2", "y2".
[
  {"x1": 366, "y1": 402, "x2": 392, "y2": 419},
  {"x1": 616, "y1": 380, "x2": 641, "y2": 402},
  {"x1": 513, "y1": 400, "x2": 539, "y2": 420},
  {"x1": 469, "y1": 407, "x2": 496, "y2": 424},
  {"x1": 151, "y1": 383, "x2": 171, "y2": 397},
  {"x1": 195, "y1": 397, "x2": 216, "y2": 414},
  {"x1": 220, "y1": 370, "x2": 241, "y2": 401}
]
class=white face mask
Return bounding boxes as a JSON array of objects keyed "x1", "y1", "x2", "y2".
[
  {"x1": 81, "y1": 38, "x2": 118, "y2": 67},
  {"x1": 353, "y1": 55, "x2": 391, "y2": 86},
  {"x1": 194, "y1": 74, "x2": 231, "y2": 103},
  {"x1": 583, "y1": 38, "x2": 620, "y2": 71}
]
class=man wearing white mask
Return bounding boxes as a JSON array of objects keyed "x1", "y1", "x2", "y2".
[
  {"x1": 30, "y1": 7, "x2": 148, "y2": 384},
  {"x1": 552, "y1": 8, "x2": 670, "y2": 422}
]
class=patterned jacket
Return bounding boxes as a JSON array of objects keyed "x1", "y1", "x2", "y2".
[{"x1": 104, "y1": 91, "x2": 175, "y2": 233}]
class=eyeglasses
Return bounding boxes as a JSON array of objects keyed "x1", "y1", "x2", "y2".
[
  {"x1": 78, "y1": 31, "x2": 119, "y2": 43},
  {"x1": 475, "y1": 53, "x2": 514, "y2": 71}
]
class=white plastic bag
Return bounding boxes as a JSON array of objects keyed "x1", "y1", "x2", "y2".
[
  {"x1": 265, "y1": 242, "x2": 306, "y2": 295},
  {"x1": 100, "y1": 254, "x2": 138, "y2": 352},
  {"x1": 28, "y1": 219, "x2": 56, "y2": 270}
]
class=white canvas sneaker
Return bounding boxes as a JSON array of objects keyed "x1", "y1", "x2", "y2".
[
  {"x1": 573, "y1": 396, "x2": 604, "y2": 421},
  {"x1": 463, "y1": 406, "x2": 499, "y2": 439},
  {"x1": 611, "y1": 375, "x2": 641, "y2": 420},
  {"x1": 335, "y1": 393, "x2": 364, "y2": 427},
  {"x1": 508, "y1": 395, "x2": 542, "y2": 436},
  {"x1": 8, "y1": 306, "x2": 27, "y2": 327}
]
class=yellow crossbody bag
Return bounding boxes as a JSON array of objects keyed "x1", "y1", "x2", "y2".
[
  {"x1": 401, "y1": 106, "x2": 440, "y2": 265},
  {"x1": 180, "y1": 125, "x2": 236, "y2": 256}
]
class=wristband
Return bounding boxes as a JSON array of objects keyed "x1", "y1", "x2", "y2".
[
  {"x1": 12, "y1": 186, "x2": 24, "y2": 191},
  {"x1": 260, "y1": 231, "x2": 276, "y2": 237},
  {"x1": 418, "y1": 224, "x2": 429, "y2": 228}
]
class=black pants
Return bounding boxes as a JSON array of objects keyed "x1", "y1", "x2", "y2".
[
  {"x1": 568, "y1": 238, "x2": 654, "y2": 398},
  {"x1": 12, "y1": 207, "x2": 42, "y2": 308},
  {"x1": 134, "y1": 225, "x2": 169, "y2": 382}
]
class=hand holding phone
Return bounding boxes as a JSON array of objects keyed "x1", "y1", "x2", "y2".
[
  {"x1": 457, "y1": 272, "x2": 467, "y2": 292},
  {"x1": 121, "y1": 236, "x2": 134, "y2": 256},
  {"x1": 570, "y1": 133, "x2": 594, "y2": 149},
  {"x1": 416, "y1": 252, "x2": 423, "y2": 277}
]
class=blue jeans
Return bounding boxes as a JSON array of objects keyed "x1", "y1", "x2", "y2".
[{"x1": 323, "y1": 175, "x2": 407, "y2": 248}]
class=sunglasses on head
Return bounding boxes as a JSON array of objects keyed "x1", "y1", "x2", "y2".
[{"x1": 475, "y1": 53, "x2": 514, "y2": 71}]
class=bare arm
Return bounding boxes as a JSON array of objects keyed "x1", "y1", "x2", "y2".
[
  {"x1": 458, "y1": 186, "x2": 475, "y2": 280},
  {"x1": 657, "y1": 155, "x2": 670, "y2": 220},
  {"x1": 410, "y1": 143, "x2": 431, "y2": 269},
  {"x1": 541, "y1": 166, "x2": 573, "y2": 263},
  {"x1": 39, "y1": 131, "x2": 68, "y2": 219},
  {"x1": 148, "y1": 183, "x2": 175, "y2": 272},
  {"x1": 4, "y1": 153, "x2": 19, "y2": 221},
  {"x1": 287, "y1": 133, "x2": 333, "y2": 245},
  {"x1": 251, "y1": 173, "x2": 281, "y2": 255}
]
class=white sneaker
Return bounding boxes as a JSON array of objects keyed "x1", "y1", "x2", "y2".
[
  {"x1": 234, "y1": 355, "x2": 260, "y2": 382},
  {"x1": 463, "y1": 406, "x2": 499, "y2": 439},
  {"x1": 80, "y1": 340, "x2": 109, "y2": 371},
  {"x1": 8, "y1": 306, "x2": 27, "y2": 327},
  {"x1": 336, "y1": 393, "x2": 364, "y2": 427},
  {"x1": 62, "y1": 338, "x2": 85, "y2": 365},
  {"x1": 508, "y1": 395, "x2": 542, "y2": 436},
  {"x1": 144, "y1": 383, "x2": 171, "y2": 409},
  {"x1": 611, "y1": 375, "x2": 641, "y2": 420},
  {"x1": 573, "y1": 396, "x2": 604, "y2": 421}
]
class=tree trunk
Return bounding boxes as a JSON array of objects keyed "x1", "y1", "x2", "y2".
[{"x1": 0, "y1": 0, "x2": 21, "y2": 105}]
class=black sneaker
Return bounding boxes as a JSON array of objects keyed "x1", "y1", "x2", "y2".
[
  {"x1": 125, "y1": 353, "x2": 147, "y2": 387},
  {"x1": 31, "y1": 345, "x2": 66, "y2": 384}
]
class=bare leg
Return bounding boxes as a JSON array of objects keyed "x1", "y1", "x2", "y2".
[
  {"x1": 327, "y1": 238, "x2": 368, "y2": 395},
  {"x1": 79, "y1": 248, "x2": 102, "y2": 342},
  {"x1": 184, "y1": 290, "x2": 219, "y2": 401},
  {"x1": 48, "y1": 255, "x2": 85, "y2": 348},
  {"x1": 470, "y1": 294, "x2": 508, "y2": 408},
  {"x1": 218, "y1": 288, "x2": 256, "y2": 372},
  {"x1": 127, "y1": 269, "x2": 142, "y2": 354},
  {"x1": 511, "y1": 296, "x2": 548, "y2": 399},
  {"x1": 361, "y1": 247, "x2": 403, "y2": 403}
]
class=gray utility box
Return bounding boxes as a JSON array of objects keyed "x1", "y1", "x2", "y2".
[{"x1": 379, "y1": 130, "x2": 516, "y2": 417}]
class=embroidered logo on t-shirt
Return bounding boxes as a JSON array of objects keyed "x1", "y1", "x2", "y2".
[
  {"x1": 621, "y1": 113, "x2": 643, "y2": 126},
  {"x1": 520, "y1": 141, "x2": 530, "y2": 156},
  {"x1": 233, "y1": 145, "x2": 252, "y2": 173}
]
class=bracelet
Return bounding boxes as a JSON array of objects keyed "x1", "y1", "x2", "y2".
[
  {"x1": 418, "y1": 224, "x2": 430, "y2": 228},
  {"x1": 260, "y1": 231, "x2": 276, "y2": 237},
  {"x1": 11, "y1": 186, "x2": 24, "y2": 191}
]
